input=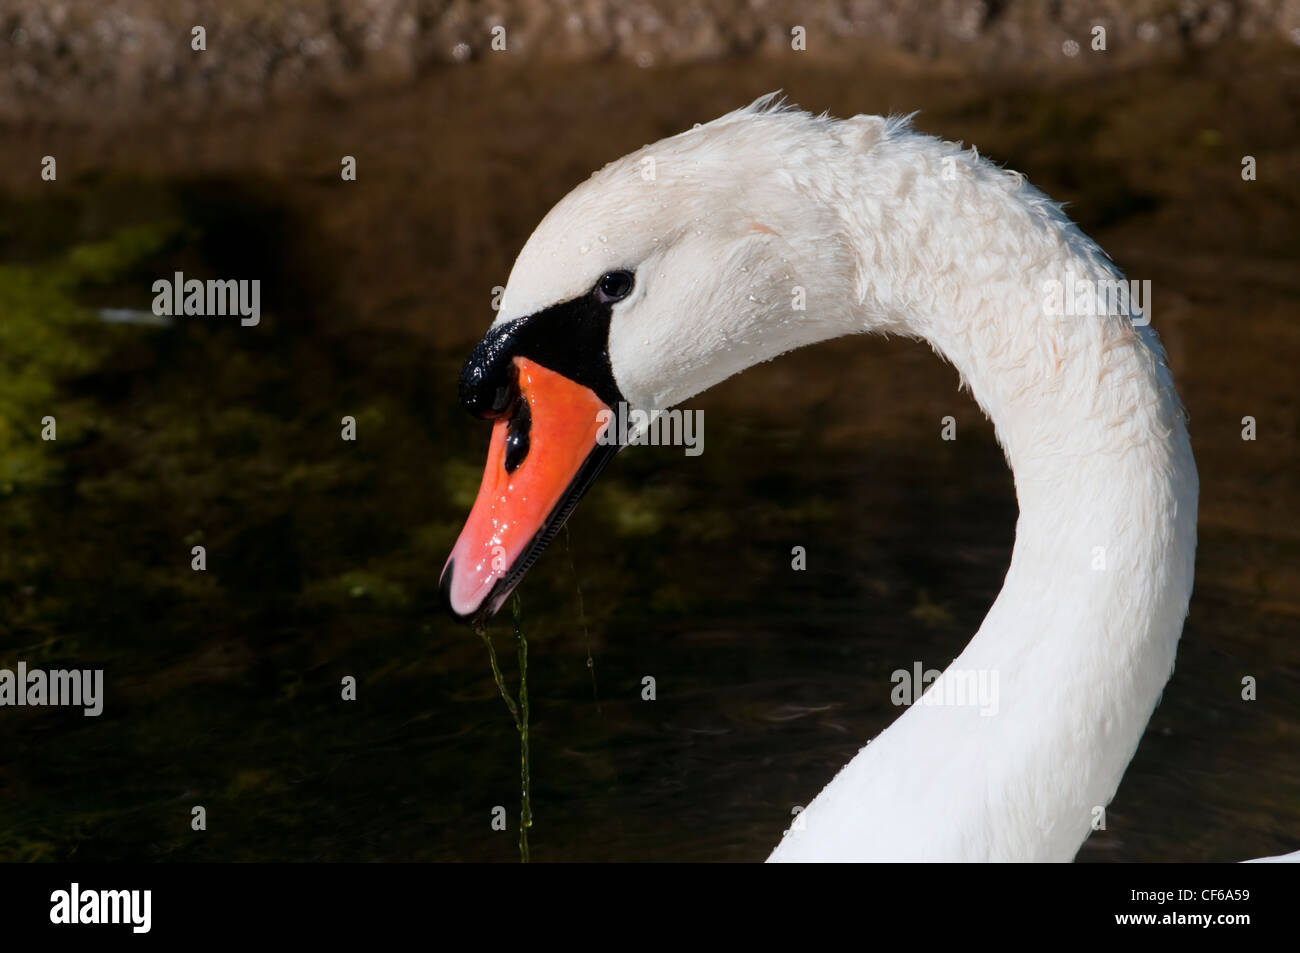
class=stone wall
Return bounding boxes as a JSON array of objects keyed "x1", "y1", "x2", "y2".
[{"x1": 1, "y1": 0, "x2": 1297, "y2": 121}]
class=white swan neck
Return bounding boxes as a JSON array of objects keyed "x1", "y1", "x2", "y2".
[{"x1": 768, "y1": 128, "x2": 1198, "y2": 861}]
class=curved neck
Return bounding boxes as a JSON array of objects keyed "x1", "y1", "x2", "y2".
[{"x1": 768, "y1": 129, "x2": 1198, "y2": 860}]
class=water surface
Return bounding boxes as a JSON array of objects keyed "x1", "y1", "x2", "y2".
[{"x1": 1, "y1": 54, "x2": 1297, "y2": 861}]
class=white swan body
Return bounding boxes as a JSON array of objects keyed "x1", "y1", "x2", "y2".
[{"x1": 447, "y1": 96, "x2": 1282, "y2": 860}]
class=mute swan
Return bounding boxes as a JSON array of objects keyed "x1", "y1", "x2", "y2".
[{"x1": 438, "y1": 95, "x2": 1276, "y2": 862}]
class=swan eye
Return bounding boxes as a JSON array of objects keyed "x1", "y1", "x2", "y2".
[{"x1": 595, "y1": 270, "x2": 634, "y2": 303}]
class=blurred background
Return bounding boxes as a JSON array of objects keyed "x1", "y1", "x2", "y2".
[{"x1": 0, "y1": 1, "x2": 1297, "y2": 862}]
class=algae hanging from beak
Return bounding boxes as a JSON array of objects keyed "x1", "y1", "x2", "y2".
[
  {"x1": 475, "y1": 592, "x2": 532, "y2": 862},
  {"x1": 514, "y1": 593, "x2": 532, "y2": 861}
]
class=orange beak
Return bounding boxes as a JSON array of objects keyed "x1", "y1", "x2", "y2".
[{"x1": 440, "y1": 357, "x2": 616, "y2": 622}]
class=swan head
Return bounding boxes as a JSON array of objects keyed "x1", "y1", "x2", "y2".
[{"x1": 440, "y1": 99, "x2": 862, "y2": 621}]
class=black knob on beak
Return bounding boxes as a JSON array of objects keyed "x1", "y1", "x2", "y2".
[{"x1": 459, "y1": 322, "x2": 519, "y2": 419}]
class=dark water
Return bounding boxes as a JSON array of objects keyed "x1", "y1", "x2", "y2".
[{"x1": 1, "y1": 54, "x2": 1297, "y2": 862}]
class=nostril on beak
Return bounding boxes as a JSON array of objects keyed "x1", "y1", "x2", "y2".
[{"x1": 503, "y1": 398, "x2": 531, "y2": 473}]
